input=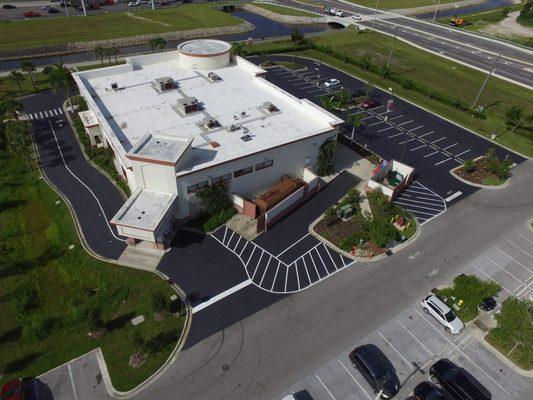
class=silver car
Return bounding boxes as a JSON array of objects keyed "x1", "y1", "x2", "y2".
[{"x1": 421, "y1": 294, "x2": 464, "y2": 334}]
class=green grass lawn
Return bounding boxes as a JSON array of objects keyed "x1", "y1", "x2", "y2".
[
  {"x1": 0, "y1": 72, "x2": 51, "y2": 99},
  {"x1": 346, "y1": 0, "x2": 456, "y2": 10},
  {"x1": 0, "y1": 147, "x2": 185, "y2": 391},
  {"x1": 247, "y1": 28, "x2": 533, "y2": 156},
  {"x1": 254, "y1": 3, "x2": 316, "y2": 16},
  {"x1": 0, "y1": 4, "x2": 241, "y2": 51}
]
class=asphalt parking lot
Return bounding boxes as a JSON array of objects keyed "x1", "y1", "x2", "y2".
[
  {"x1": 256, "y1": 56, "x2": 525, "y2": 203},
  {"x1": 277, "y1": 225, "x2": 533, "y2": 400}
]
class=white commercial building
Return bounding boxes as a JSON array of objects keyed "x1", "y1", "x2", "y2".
[{"x1": 73, "y1": 39, "x2": 343, "y2": 248}]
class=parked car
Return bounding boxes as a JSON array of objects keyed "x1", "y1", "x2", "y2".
[
  {"x1": 335, "y1": 10, "x2": 344, "y2": 17},
  {"x1": 48, "y1": 6, "x2": 60, "y2": 13},
  {"x1": 352, "y1": 14, "x2": 362, "y2": 20},
  {"x1": 351, "y1": 89, "x2": 366, "y2": 100},
  {"x1": 2, "y1": 4, "x2": 17, "y2": 9},
  {"x1": 128, "y1": 0, "x2": 146, "y2": 4},
  {"x1": 479, "y1": 296, "x2": 496, "y2": 311},
  {"x1": 323, "y1": 78, "x2": 340, "y2": 88},
  {"x1": 430, "y1": 359, "x2": 491, "y2": 400},
  {"x1": 349, "y1": 344, "x2": 400, "y2": 399},
  {"x1": 361, "y1": 98, "x2": 381, "y2": 109},
  {"x1": 41, "y1": 5, "x2": 50, "y2": 10},
  {"x1": 414, "y1": 381, "x2": 452, "y2": 400},
  {"x1": 421, "y1": 294, "x2": 464, "y2": 335},
  {"x1": 23, "y1": 11, "x2": 40, "y2": 17},
  {"x1": 1, "y1": 378, "x2": 29, "y2": 400}
]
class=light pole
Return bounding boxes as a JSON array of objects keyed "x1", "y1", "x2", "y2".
[
  {"x1": 151, "y1": 0, "x2": 155, "y2": 11},
  {"x1": 472, "y1": 51, "x2": 502, "y2": 109},
  {"x1": 80, "y1": 0, "x2": 87, "y2": 17},
  {"x1": 372, "y1": 0, "x2": 381, "y2": 31},
  {"x1": 62, "y1": 0, "x2": 70, "y2": 17},
  {"x1": 432, "y1": 0, "x2": 441, "y2": 22},
  {"x1": 386, "y1": 26, "x2": 398, "y2": 71}
]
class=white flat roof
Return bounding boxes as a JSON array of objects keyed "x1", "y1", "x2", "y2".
[
  {"x1": 74, "y1": 46, "x2": 343, "y2": 173},
  {"x1": 111, "y1": 189, "x2": 176, "y2": 231},
  {"x1": 128, "y1": 133, "x2": 192, "y2": 165},
  {"x1": 178, "y1": 39, "x2": 231, "y2": 56},
  {"x1": 78, "y1": 110, "x2": 98, "y2": 127}
]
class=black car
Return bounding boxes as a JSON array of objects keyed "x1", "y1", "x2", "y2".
[
  {"x1": 430, "y1": 359, "x2": 491, "y2": 400},
  {"x1": 350, "y1": 344, "x2": 400, "y2": 399},
  {"x1": 48, "y1": 7, "x2": 60, "y2": 13},
  {"x1": 414, "y1": 381, "x2": 452, "y2": 400},
  {"x1": 479, "y1": 297, "x2": 496, "y2": 311},
  {"x1": 351, "y1": 89, "x2": 366, "y2": 100},
  {"x1": 2, "y1": 4, "x2": 17, "y2": 9}
]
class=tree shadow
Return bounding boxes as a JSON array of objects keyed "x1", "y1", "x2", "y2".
[
  {"x1": 105, "y1": 312, "x2": 136, "y2": 331},
  {"x1": 0, "y1": 327, "x2": 21, "y2": 343},
  {"x1": 0, "y1": 245, "x2": 63, "y2": 278},
  {"x1": 3, "y1": 352, "x2": 43, "y2": 374},
  {"x1": 0, "y1": 199, "x2": 27, "y2": 212}
]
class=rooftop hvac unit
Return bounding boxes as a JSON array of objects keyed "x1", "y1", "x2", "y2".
[
  {"x1": 207, "y1": 72, "x2": 222, "y2": 82},
  {"x1": 240, "y1": 134, "x2": 252, "y2": 142},
  {"x1": 154, "y1": 77, "x2": 174, "y2": 92},
  {"x1": 202, "y1": 117, "x2": 220, "y2": 130},
  {"x1": 229, "y1": 124, "x2": 240, "y2": 132},
  {"x1": 111, "y1": 82, "x2": 118, "y2": 91},
  {"x1": 177, "y1": 96, "x2": 199, "y2": 115},
  {"x1": 263, "y1": 102, "x2": 279, "y2": 113}
]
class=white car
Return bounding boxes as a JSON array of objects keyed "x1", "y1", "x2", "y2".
[
  {"x1": 335, "y1": 10, "x2": 344, "y2": 17},
  {"x1": 421, "y1": 294, "x2": 464, "y2": 335},
  {"x1": 352, "y1": 14, "x2": 362, "y2": 20},
  {"x1": 323, "y1": 78, "x2": 340, "y2": 88}
]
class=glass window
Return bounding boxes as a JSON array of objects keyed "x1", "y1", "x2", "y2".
[
  {"x1": 255, "y1": 159, "x2": 273, "y2": 171},
  {"x1": 187, "y1": 180, "x2": 209, "y2": 194},
  {"x1": 212, "y1": 173, "x2": 231, "y2": 185},
  {"x1": 234, "y1": 166, "x2": 253, "y2": 178}
]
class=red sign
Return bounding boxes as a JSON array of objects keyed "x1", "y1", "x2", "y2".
[{"x1": 387, "y1": 99, "x2": 394, "y2": 111}]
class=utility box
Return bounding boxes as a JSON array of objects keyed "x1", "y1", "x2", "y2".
[
  {"x1": 177, "y1": 97, "x2": 199, "y2": 115},
  {"x1": 154, "y1": 77, "x2": 174, "y2": 92}
]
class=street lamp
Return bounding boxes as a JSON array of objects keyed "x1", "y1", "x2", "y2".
[
  {"x1": 432, "y1": 0, "x2": 441, "y2": 22},
  {"x1": 372, "y1": 0, "x2": 381, "y2": 31}
]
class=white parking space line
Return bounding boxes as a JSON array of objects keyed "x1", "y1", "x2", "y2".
[
  {"x1": 44, "y1": 110, "x2": 49, "y2": 118},
  {"x1": 445, "y1": 191, "x2": 463, "y2": 202},
  {"x1": 516, "y1": 279, "x2": 533, "y2": 297},
  {"x1": 388, "y1": 132, "x2": 404, "y2": 138},
  {"x1": 517, "y1": 233, "x2": 533, "y2": 245},
  {"x1": 496, "y1": 247, "x2": 533, "y2": 274},
  {"x1": 362, "y1": 115, "x2": 377, "y2": 120},
  {"x1": 431, "y1": 137, "x2": 446, "y2": 144},
  {"x1": 397, "y1": 120, "x2": 414, "y2": 127},
  {"x1": 389, "y1": 115, "x2": 404, "y2": 121},
  {"x1": 53, "y1": 109, "x2": 59, "y2": 116},
  {"x1": 423, "y1": 150, "x2": 439, "y2": 158},
  {"x1": 193, "y1": 279, "x2": 253, "y2": 314},
  {"x1": 377, "y1": 126, "x2": 395, "y2": 132},
  {"x1": 408, "y1": 125, "x2": 424, "y2": 132},
  {"x1": 435, "y1": 158, "x2": 451, "y2": 166},
  {"x1": 338, "y1": 360, "x2": 372, "y2": 400},
  {"x1": 68, "y1": 364, "x2": 80, "y2": 400},
  {"x1": 39, "y1": 112, "x2": 43, "y2": 118},
  {"x1": 455, "y1": 149, "x2": 471, "y2": 158},
  {"x1": 398, "y1": 138, "x2": 416, "y2": 145},
  {"x1": 396, "y1": 320, "x2": 433, "y2": 356},
  {"x1": 29, "y1": 114, "x2": 34, "y2": 120},
  {"x1": 442, "y1": 143, "x2": 458, "y2": 150},
  {"x1": 367, "y1": 120, "x2": 385, "y2": 127},
  {"x1": 315, "y1": 374, "x2": 336, "y2": 400},
  {"x1": 405, "y1": 187, "x2": 441, "y2": 197},
  {"x1": 378, "y1": 332, "x2": 414, "y2": 370},
  {"x1": 395, "y1": 201, "x2": 443, "y2": 212},
  {"x1": 507, "y1": 240, "x2": 533, "y2": 259},
  {"x1": 413, "y1": 308, "x2": 512, "y2": 397},
  {"x1": 58, "y1": 108, "x2": 63, "y2": 115},
  {"x1": 418, "y1": 131, "x2": 434, "y2": 139},
  {"x1": 277, "y1": 233, "x2": 310, "y2": 257},
  {"x1": 306, "y1": 88, "x2": 324, "y2": 94},
  {"x1": 484, "y1": 255, "x2": 525, "y2": 284},
  {"x1": 410, "y1": 143, "x2": 426, "y2": 151}
]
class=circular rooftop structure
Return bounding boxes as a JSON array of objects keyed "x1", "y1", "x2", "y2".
[{"x1": 178, "y1": 39, "x2": 232, "y2": 57}]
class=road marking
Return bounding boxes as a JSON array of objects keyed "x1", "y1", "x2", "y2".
[
  {"x1": 377, "y1": 126, "x2": 395, "y2": 132},
  {"x1": 496, "y1": 247, "x2": 533, "y2": 274},
  {"x1": 442, "y1": 143, "x2": 458, "y2": 150},
  {"x1": 423, "y1": 150, "x2": 439, "y2": 158},
  {"x1": 507, "y1": 240, "x2": 533, "y2": 259},
  {"x1": 395, "y1": 200, "x2": 443, "y2": 212},
  {"x1": 338, "y1": 360, "x2": 372, "y2": 400},
  {"x1": 431, "y1": 137, "x2": 446, "y2": 144},
  {"x1": 315, "y1": 247, "x2": 329, "y2": 274},
  {"x1": 378, "y1": 332, "x2": 413, "y2": 369},
  {"x1": 303, "y1": 256, "x2": 312, "y2": 286},
  {"x1": 44, "y1": 110, "x2": 49, "y2": 118},
  {"x1": 285, "y1": 264, "x2": 290, "y2": 292},
  {"x1": 253, "y1": 251, "x2": 266, "y2": 280},
  {"x1": 398, "y1": 138, "x2": 417, "y2": 145},
  {"x1": 389, "y1": 114, "x2": 404, "y2": 121},
  {"x1": 435, "y1": 157, "x2": 451, "y2": 166},
  {"x1": 277, "y1": 233, "x2": 310, "y2": 257},
  {"x1": 39, "y1": 112, "x2": 43, "y2": 118},
  {"x1": 418, "y1": 131, "x2": 434, "y2": 139},
  {"x1": 408, "y1": 125, "x2": 424, "y2": 132},
  {"x1": 517, "y1": 233, "x2": 533, "y2": 245},
  {"x1": 222, "y1": 227, "x2": 228, "y2": 244},
  {"x1": 410, "y1": 144, "x2": 426, "y2": 151},
  {"x1": 445, "y1": 191, "x2": 462, "y2": 202},
  {"x1": 270, "y1": 260, "x2": 281, "y2": 291},
  {"x1": 396, "y1": 319, "x2": 433, "y2": 355},
  {"x1": 58, "y1": 108, "x2": 63, "y2": 115},
  {"x1": 239, "y1": 241, "x2": 248, "y2": 257},
  {"x1": 484, "y1": 255, "x2": 525, "y2": 284},
  {"x1": 388, "y1": 132, "x2": 404, "y2": 138},
  {"x1": 233, "y1": 236, "x2": 241, "y2": 252},
  {"x1": 245, "y1": 245, "x2": 256, "y2": 267},
  {"x1": 309, "y1": 251, "x2": 321, "y2": 278},
  {"x1": 473, "y1": 265, "x2": 513, "y2": 295},
  {"x1": 192, "y1": 279, "x2": 253, "y2": 314},
  {"x1": 325, "y1": 246, "x2": 338, "y2": 271},
  {"x1": 515, "y1": 278, "x2": 533, "y2": 297},
  {"x1": 455, "y1": 149, "x2": 471, "y2": 158},
  {"x1": 29, "y1": 113, "x2": 34, "y2": 120},
  {"x1": 295, "y1": 260, "x2": 301, "y2": 290},
  {"x1": 368, "y1": 120, "x2": 385, "y2": 127},
  {"x1": 397, "y1": 119, "x2": 414, "y2": 127},
  {"x1": 53, "y1": 109, "x2": 59, "y2": 116},
  {"x1": 362, "y1": 115, "x2": 377, "y2": 120},
  {"x1": 68, "y1": 364, "x2": 79, "y2": 400},
  {"x1": 315, "y1": 374, "x2": 336, "y2": 400},
  {"x1": 226, "y1": 231, "x2": 235, "y2": 246}
]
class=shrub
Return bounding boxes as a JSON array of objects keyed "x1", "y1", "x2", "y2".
[
  {"x1": 145, "y1": 329, "x2": 179, "y2": 353},
  {"x1": 316, "y1": 138, "x2": 336, "y2": 176},
  {"x1": 438, "y1": 274, "x2": 500, "y2": 321},
  {"x1": 152, "y1": 292, "x2": 168, "y2": 314},
  {"x1": 203, "y1": 208, "x2": 236, "y2": 232},
  {"x1": 196, "y1": 183, "x2": 232, "y2": 216},
  {"x1": 11, "y1": 287, "x2": 39, "y2": 315},
  {"x1": 22, "y1": 317, "x2": 55, "y2": 342},
  {"x1": 324, "y1": 206, "x2": 339, "y2": 226},
  {"x1": 340, "y1": 188, "x2": 361, "y2": 213},
  {"x1": 290, "y1": 28, "x2": 305, "y2": 44},
  {"x1": 485, "y1": 147, "x2": 512, "y2": 180},
  {"x1": 87, "y1": 308, "x2": 103, "y2": 332},
  {"x1": 369, "y1": 216, "x2": 399, "y2": 247},
  {"x1": 463, "y1": 158, "x2": 475, "y2": 173},
  {"x1": 339, "y1": 230, "x2": 370, "y2": 251}
]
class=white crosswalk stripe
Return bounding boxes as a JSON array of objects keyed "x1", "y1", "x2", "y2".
[
  {"x1": 394, "y1": 181, "x2": 446, "y2": 225},
  {"x1": 211, "y1": 227, "x2": 354, "y2": 294},
  {"x1": 28, "y1": 108, "x2": 63, "y2": 120}
]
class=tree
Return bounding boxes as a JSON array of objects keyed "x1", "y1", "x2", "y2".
[
  {"x1": 152, "y1": 292, "x2": 168, "y2": 314},
  {"x1": 290, "y1": 28, "x2": 305, "y2": 44},
  {"x1": 110, "y1": 46, "x2": 119, "y2": 64},
  {"x1": 360, "y1": 54, "x2": 372, "y2": 71},
  {"x1": 148, "y1": 37, "x2": 166, "y2": 53},
  {"x1": 87, "y1": 308, "x2": 103, "y2": 333},
  {"x1": 320, "y1": 95, "x2": 335, "y2": 111},
  {"x1": 196, "y1": 183, "x2": 232, "y2": 215},
  {"x1": 232, "y1": 42, "x2": 244, "y2": 57},
  {"x1": 103, "y1": 47, "x2": 112, "y2": 64},
  {"x1": 347, "y1": 113, "x2": 365, "y2": 140},
  {"x1": 364, "y1": 81, "x2": 374, "y2": 99},
  {"x1": 8, "y1": 71, "x2": 25, "y2": 96},
  {"x1": 94, "y1": 46, "x2": 105, "y2": 66},
  {"x1": 0, "y1": 97, "x2": 23, "y2": 119},
  {"x1": 504, "y1": 105, "x2": 524, "y2": 128},
  {"x1": 316, "y1": 137, "x2": 336, "y2": 176},
  {"x1": 369, "y1": 216, "x2": 399, "y2": 247},
  {"x1": 334, "y1": 89, "x2": 350, "y2": 110},
  {"x1": 490, "y1": 297, "x2": 532, "y2": 359},
  {"x1": 21, "y1": 60, "x2": 37, "y2": 92},
  {"x1": 47, "y1": 64, "x2": 75, "y2": 109},
  {"x1": 5, "y1": 121, "x2": 32, "y2": 168},
  {"x1": 463, "y1": 158, "x2": 475, "y2": 173}
]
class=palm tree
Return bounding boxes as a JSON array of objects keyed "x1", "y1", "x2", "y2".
[
  {"x1": 334, "y1": 89, "x2": 350, "y2": 110},
  {"x1": 94, "y1": 46, "x2": 105, "y2": 66},
  {"x1": 320, "y1": 95, "x2": 335, "y2": 111},
  {"x1": 0, "y1": 98, "x2": 23, "y2": 120},
  {"x1": 104, "y1": 47, "x2": 112, "y2": 64},
  {"x1": 364, "y1": 81, "x2": 374, "y2": 100},
  {"x1": 5, "y1": 121, "x2": 32, "y2": 168},
  {"x1": 8, "y1": 71, "x2": 25, "y2": 96},
  {"x1": 155, "y1": 37, "x2": 167, "y2": 52},
  {"x1": 48, "y1": 65, "x2": 75, "y2": 109},
  {"x1": 147, "y1": 38, "x2": 158, "y2": 53},
  {"x1": 110, "y1": 46, "x2": 119, "y2": 64},
  {"x1": 347, "y1": 113, "x2": 365, "y2": 141},
  {"x1": 21, "y1": 60, "x2": 37, "y2": 92},
  {"x1": 231, "y1": 42, "x2": 244, "y2": 57}
]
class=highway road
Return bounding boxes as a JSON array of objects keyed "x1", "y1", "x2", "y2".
[{"x1": 281, "y1": 0, "x2": 533, "y2": 88}]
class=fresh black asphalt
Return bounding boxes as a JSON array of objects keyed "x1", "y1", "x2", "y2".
[
  {"x1": 23, "y1": 90, "x2": 127, "y2": 260},
  {"x1": 253, "y1": 55, "x2": 525, "y2": 202}
]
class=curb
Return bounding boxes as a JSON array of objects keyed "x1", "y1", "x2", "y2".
[
  {"x1": 268, "y1": 53, "x2": 531, "y2": 160},
  {"x1": 449, "y1": 157, "x2": 511, "y2": 190},
  {"x1": 27, "y1": 113, "x2": 192, "y2": 398},
  {"x1": 478, "y1": 333, "x2": 533, "y2": 378}
]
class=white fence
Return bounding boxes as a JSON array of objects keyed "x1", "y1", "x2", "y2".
[{"x1": 265, "y1": 185, "x2": 306, "y2": 223}]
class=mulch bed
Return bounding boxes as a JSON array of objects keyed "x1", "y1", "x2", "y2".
[{"x1": 454, "y1": 157, "x2": 501, "y2": 185}]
